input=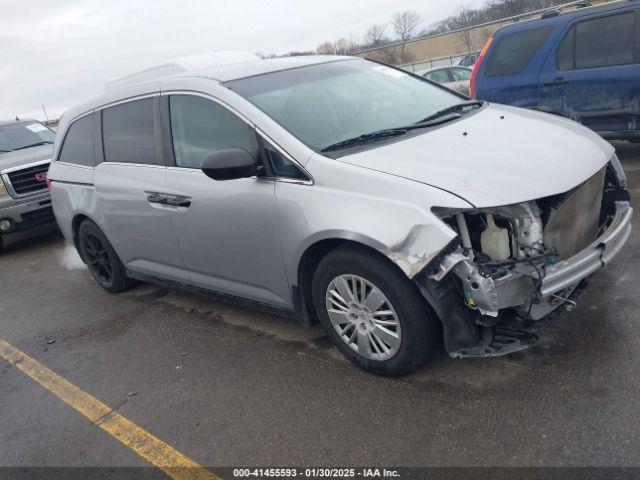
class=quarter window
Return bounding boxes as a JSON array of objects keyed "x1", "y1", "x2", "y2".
[
  {"x1": 559, "y1": 12, "x2": 636, "y2": 70},
  {"x1": 102, "y1": 98, "x2": 159, "y2": 165},
  {"x1": 58, "y1": 114, "x2": 95, "y2": 166},
  {"x1": 485, "y1": 26, "x2": 553, "y2": 76},
  {"x1": 169, "y1": 95, "x2": 255, "y2": 169},
  {"x1": 263, "y1": 140, "x2": 308, "y2": 181}
]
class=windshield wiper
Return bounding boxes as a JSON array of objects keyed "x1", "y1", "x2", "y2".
[
  {"x1": 12, "y1": 141, "x2": 53, "y2": 151},
  {"x1": 320, "y1": 113, "x2": 466, "y2": 153},
  {"x1": 321, "y1": 129, "x2": 409, "y2": 153},
  {"x1": 416, "y1": 100, "x2": 484, "y2": 124}
]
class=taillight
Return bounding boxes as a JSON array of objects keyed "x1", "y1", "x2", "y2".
[{"x1": 470, "y1": 36, "x2": 493, "y2": 99}]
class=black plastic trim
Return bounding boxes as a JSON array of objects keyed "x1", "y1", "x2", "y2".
[{"x1": 125, "y1": 269, "x2": 297, "y2": 320}]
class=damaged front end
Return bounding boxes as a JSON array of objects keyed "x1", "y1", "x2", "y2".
[{"x1": 417, "y1": 160, "x2": 632, "y2": 358}]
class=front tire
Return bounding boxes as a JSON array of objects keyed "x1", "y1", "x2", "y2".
[
  {"x1": 312, "y1": 245, "x2": 439, "y2": 376},
  {"x1": 77, "y1": 219, "x2": 135, "y2": 293}
]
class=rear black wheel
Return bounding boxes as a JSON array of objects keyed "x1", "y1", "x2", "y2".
[{"x1": 77, "y1": 219, "x2": 135, "y2": 293}]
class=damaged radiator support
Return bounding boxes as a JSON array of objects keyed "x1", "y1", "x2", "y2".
[{"x1": 419, "y1": 166, "x2": 621, "y2": 358}]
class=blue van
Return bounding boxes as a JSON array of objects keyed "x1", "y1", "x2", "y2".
[{"x1": 472, "y1": 0, "x2": 640, "y2": 142}]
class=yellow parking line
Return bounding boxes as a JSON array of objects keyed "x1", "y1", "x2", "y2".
[{"x1": 0, "y1": 338, "x2": 221, "y2": 480}]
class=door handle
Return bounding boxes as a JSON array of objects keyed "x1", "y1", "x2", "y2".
[
  {"x1": 164, "y1": 196, "x2": 192, "y2": 208},
  {"x1": 544, "y1": 77, "x2": 568, "y2": 86},
  {"x1": 146, "y1": 192, "x2": 192, "y2": 208},
  {"x1": 146, "y1": 192, "x2": 164, "y2": 204}
]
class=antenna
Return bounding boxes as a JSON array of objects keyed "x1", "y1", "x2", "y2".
[{"x1": 41, "y1": 105, "x2": 49, "y2": 121}]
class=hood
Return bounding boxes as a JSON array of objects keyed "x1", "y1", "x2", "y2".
[
  {"x1": 337, "y1": 104, "x2": 613, "y2": 208},
  {"x1": 0, "y1": 144, "x2": 53, "y2": 172}
]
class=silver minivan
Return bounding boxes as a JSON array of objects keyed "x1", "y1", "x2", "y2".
[{"x1": 49, "y1": 55, "x2": 632, "y2": 375}]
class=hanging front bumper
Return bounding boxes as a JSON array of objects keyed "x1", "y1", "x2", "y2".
[{"x1": 540, "y1": 201, "x2": 632, "y2": 297}]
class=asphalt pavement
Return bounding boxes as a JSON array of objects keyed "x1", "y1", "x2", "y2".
[{"x1": 1, "y1": 141, "x2": 639, "y2": 474}]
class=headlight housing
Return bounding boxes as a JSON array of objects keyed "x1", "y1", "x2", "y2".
[{"x1": 0, "y1": 178, "x2": 7, "y2": 196}]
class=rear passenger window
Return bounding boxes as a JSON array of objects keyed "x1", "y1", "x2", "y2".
[
  {"x1": 58, "y1": 114, "x2": 95, "y2": 166},
  {"x1": 559, "y1": 12, "x2": 636, "y2": 70},
  {"x1": 451, "y1": 67, "x2": 472, "y2": 81},
  {"x1": 557, "y1": 28, "x2": 575, "y2": 71},
  {"x1": 486, "y1": 26, "x2": 553, "y2": 76},
  {"x1": 102, "y1": 98, "x2": 159, "y2": 165},
  {"x1": 169, "y1": 95, "x2": 255, "y2": 169}
]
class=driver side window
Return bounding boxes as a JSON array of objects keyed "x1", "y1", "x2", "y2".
[{"x1": 169, "y1": 95, "x2": 255, "y2": 169}]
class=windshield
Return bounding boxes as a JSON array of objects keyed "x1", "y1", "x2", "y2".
[
  {"x1": 0, "y1": 121, "x2": 55, "y2": 153},
  {"x1": 227, "y1": 59, "x2": 462, "y2": 152}
]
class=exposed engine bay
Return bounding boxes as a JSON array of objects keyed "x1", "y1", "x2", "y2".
[{"x1": 418, "y1": 162, "x2": 631, "y2": 358}]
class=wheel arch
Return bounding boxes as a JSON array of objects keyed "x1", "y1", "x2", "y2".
[
  {"x1": 292, "y1": 232, "x2": 432, "y2": 327},
  {"x1": 71, "y1": 213, "x2": 92, "y2": 252}
]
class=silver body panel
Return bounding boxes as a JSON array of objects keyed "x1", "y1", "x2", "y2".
[
  {"x1": 48, "y1": 56, "x2": 631, "y2": 322},
  {"x1": 94, "y1": 162, "x2": 187, "y2": 282},
  {"x1": 165, "y1": 168, "x2": 290, "y2": 307},
  {"x1": 0, "y1": 190, "x2": 51, "y2": 224}
]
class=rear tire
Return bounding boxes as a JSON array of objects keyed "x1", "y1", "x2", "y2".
[
  {"x1": 77, "y1": 219, "x2": 135, "y2": 293},
  {"x1": 312, "y1": 245, "x2": 439, "y2": 376}
]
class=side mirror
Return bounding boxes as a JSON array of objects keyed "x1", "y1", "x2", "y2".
[{"x1": 201, "y1": 148, "x2": 258, "y2": 181}]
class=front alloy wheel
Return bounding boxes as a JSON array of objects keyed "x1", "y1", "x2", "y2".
[
  {"x1": 325, "y1": 274, "x2": 401, "y2": 361},
  {"x1": 313, "y1": 245, "x2": 439, "y2": 376}
]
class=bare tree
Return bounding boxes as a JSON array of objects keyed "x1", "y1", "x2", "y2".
[
  {"x1": 425, "y1": 0, "x2": 567, "y2": 40},
  {"x1": 486, "y1": 0, "x2": 531, "y2": 18},
  {"x1": 316, "y1": 38, "x2": 359, "y2": 56},
  {"x1": 316, "y1": 42, "x2": 336, "y2": 55},
  {"x1": 364, "y1": 24, "x2": 389, "y2": 48},
  {"x1": 422, "y1": 20, "x2": 449, "y2": 36},
  {"x1": 335, "y1": 38, "x2": 360, "y2": 55},
  {"x1": 392, "y1": 10, "x2": 421, "y2": 63},
  {"x1": 450, "y1": 7, "x2": 489, "y2": 53}
]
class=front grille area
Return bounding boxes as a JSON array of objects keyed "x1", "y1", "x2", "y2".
[
  {"x1": 543, "y1": 167, "x2": 606, "y2": 260},
  {"x1": 21, "y1": 206, "x2": 54, "y2": 223},
  {"x1": 6, "y1": 162, "x2": 50, "y2": 196}
]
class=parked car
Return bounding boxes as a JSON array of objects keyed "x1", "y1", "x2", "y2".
[
  {"x1": 0, "y1": 119, "x2": 56, "y2": 252},
  {"x1": 458, "y1": 52, "x2": 479, "y2": 68},
  {"x1": 416, "y1": 66, "x2": 472, "y2": 95},
  {"x1": 49, "y1": 55, "x2": 631, "y2": 375},
  {"x1": 472, "y1": 0, "x2": 640, "y2": 141}
]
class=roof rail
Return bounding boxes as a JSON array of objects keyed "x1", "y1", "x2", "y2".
[
  {"x1": 106, "y1": 51, "x2": 260, "y2": 92},
  {"x1": 540, "y1": 0, "x2": 591, "y2": 19}
]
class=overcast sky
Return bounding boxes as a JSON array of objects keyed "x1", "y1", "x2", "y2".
[{"x1": 0, "y1": 0, "x2": 485, "y2": 120}]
